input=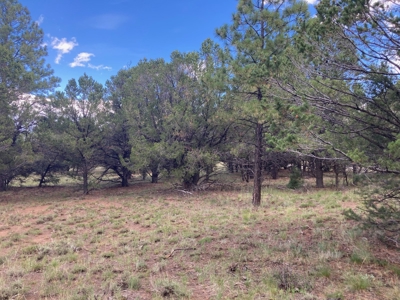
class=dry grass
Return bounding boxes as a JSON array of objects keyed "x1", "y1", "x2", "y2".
[{"x1": 0, "y1": 174, "x2": 399, "y2": 299}]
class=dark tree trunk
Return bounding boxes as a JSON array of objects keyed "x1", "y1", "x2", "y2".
[
  {"x1": 121, "y1": 167, "x2": 131, "y2": 187},
  {"x1": 141, "y1": 169, "x2": 147, "y2": 180},
  {"x1": 150, "y1": 164, "x2": 159, "y2": 183},
  {"x1": 0, "y1": 176, "x2": 6, "y2": 191},
  {"x1": 343, "y1": 168, "x2": 348, "y2": 186},
  {"x1": 252, "y1": 123, "x2": 263, "y2": 206},
  {"x1": 151, "y1": 172, "x2": 159, "y2": 183},
  {"x1": 228, "y1": 161, "x2": 234, "y2": 173},
  {"x1": 38, "y1": 164, "x2": 52, "y2": 187},
  {"x1": 315, "y1": 157, "x2": 324, "y2": 188},
  {"x1": 270, "y1": 165, "x2": 278, "y2": 180},
  {"x1": 333, "y1": 163, "x2": 339, "y2": 189},
  {"x1": 182, "y1": 171, "x2": 200, "y2": 190},
  {"x1": 83, "y1": 165, "x2": 89, "y2": 195},
  {"x1": 241, "y1": 165, "x2": 250, "y2": 182}
]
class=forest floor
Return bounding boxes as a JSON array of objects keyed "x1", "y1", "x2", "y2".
[{"x1": 0, "y1": 174, "x2": 399, "y2": 299}]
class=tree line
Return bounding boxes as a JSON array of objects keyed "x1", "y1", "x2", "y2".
[{"x1": 1, "y1": 0, "x2": 400, "y2": 243}]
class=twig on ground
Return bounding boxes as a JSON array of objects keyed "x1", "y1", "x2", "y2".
[{"x1": 167, "y1": 247, "x2": 196, "y2": 258}]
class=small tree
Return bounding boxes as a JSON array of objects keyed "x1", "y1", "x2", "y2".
[
  {"x1": 287, "y1": 167, "x2": 303, "y2": 189},
  {"x1": 345, "y1": 174, "x2": 400, "y2": 248}
]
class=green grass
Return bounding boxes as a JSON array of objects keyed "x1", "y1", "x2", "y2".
[{"x1": 0, "y1": 175, "x2": 398, "y2": 299}]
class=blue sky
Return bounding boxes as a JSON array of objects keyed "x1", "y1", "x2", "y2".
[{"x1": 20, "y1": 0, "x2": 241, "y2": 90}]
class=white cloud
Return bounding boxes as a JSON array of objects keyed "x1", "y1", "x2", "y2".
[
  {"x1": 69, "y1": 52, "x2": 94, "y2": 68},
  {"x1": 51, "y1": 37, "x2": 78, "y2": 64},
  {"x1": 304, "y1": 0, "x2": 319, "y2": 4},
  {"x1": 88, "y1": 64, "x2": 112, "y2": 70},
  {"x1": 36, "y1": 15, "x2": 44, "y2": 26}
]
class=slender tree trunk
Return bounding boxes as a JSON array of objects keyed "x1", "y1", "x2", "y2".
[
  {"x1": 228, "y1": 161, "x2": 234, "y2": 173},
  {"x1": 83, "y1": 165, "x2": 89, "y2": 195},
  {"x1": 0, "y1": 176, "x2": 6, "y2": 191},
  {"x1": 333, "y1": 163, "x2": 339, "y2": 189},
  {"x1": 302, "y1": 160, "x2": 307, "y2": 175},
  {"x1": 315, "y1": 157, "x2": 324, "y2": 188},
  {"x1": 252, "y1": 123, "x2": 263, "y2": 206},
  {"x1": 343, "y1": 168, "x2": 348, "y2": 186},
  {"x1": 39, "y1": 164, "x2": 52, "y2": 187},
  {"x1": 205, "y1": 165, "x2": 213, "y2": 182},
  {"x1": 141, "y1": 169, "x2": 147, "y2": 180}
]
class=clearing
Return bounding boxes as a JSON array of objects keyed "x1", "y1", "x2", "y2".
[{"x1": 0, "y1": 175, "x2": 399, "y2": 299}]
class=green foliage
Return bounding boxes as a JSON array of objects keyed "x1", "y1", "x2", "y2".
[
  {"x1": 0, "y1": 0, "x2": 59, "y2": 190},
  {"x1": 344, "y1": 174, "x2": 400, "y2": 247},
  {"x1": 51, "y1": 74, "x2": 105, "y2": 194},
  {"x1": 110, "y1": 42, "x2": 231, "y2": 188},
  {"x1": 216, "y1": 0, "x2": 310, "y2": 205},
  {"x1": 287, "y1": 167, "x2": 303, "y2": 189}
]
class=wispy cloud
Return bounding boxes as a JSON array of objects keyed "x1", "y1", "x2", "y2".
[
  {"x1": 69, "y1": 52, "x2": 94, "y2": 68},
  {"x1": 51, "y1": 37, "x2": 78, "y2": 64},
  {"x1": 36, "y1": 14, "x2": 44, "y2": 26},
  {"x1": 88, "y1": 14, "x2": 130, "y2": 30},
  {"x1": 88, "y1": 64, "x2": 112, "y2": 70}
]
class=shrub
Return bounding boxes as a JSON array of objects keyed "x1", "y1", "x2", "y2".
[
  {"x1": 287, "y1": 167, "x2": 303, "y2": 189},
  {"x1": 344, "y1": 174, "x2": 400, "y2": 248}
]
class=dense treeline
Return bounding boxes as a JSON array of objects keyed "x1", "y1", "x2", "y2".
[{"x1": 1, "y1": 0, "x2": 400, "y2": 243}]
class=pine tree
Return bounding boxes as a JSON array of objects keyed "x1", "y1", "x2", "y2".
[
  {"x1": 216, "y1": 0, "x2": 309, "y2": 206},
  {"x1": 0, "y1": 0, "x2": 59, "y2": 190}
]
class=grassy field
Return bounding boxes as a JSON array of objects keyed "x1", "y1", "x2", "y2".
[{"x1": 0, "y1": 174, "x2": 399, "y2": 299}]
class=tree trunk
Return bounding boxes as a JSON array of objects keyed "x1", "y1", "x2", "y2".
[
  {"x1": 228, "y1": 161, "x2": 234, "y2": 173},
  {"x1": 141, "y1": 169, "x2": 147, "y2": 180},
  {"x1": 39, "y1": 164, "x2": 52, "y2": 187},
  {"x1": 121, "y1": 167, "x2": 130, "y2": 187},
  {"x1": 205, "y1": 165, "x2": 213, "y2": 182},
  {"x1": 270, "y1": 165, "x2": 278, "y2": 180},
  {"x1": 182, "y1": 171, "x2": 200, "y2": 190},
  {"x1": 252, "y1": 123, "x2": 263, "y2": 206},
  {"x1": 150, "y1": 164, "x2": 159, "y2": 183},
  {"x1": 333, "y1": 163, "x2": 339, "y2": 189},
  {"x1": 0, "y1": 176, "x2": 6, "y2": 191},
  {"x1": 315, "y1": 157, "x2": 324, "y2": 188},
  {"x1": 83, "y1": 166, "x2": 89, "y2": 195},
  {"x1": 151, "y1": 172, "x2": 159, "y2": 183}
]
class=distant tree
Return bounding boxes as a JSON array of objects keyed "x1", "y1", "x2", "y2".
[
  {"x1": 118, "y1": 42, "x2": 231, "y2": 188},
  {"x1": 101, "y1": 69, "x2": 133, "y2": 187},
  {"x1": 29, "y1": 115, "x2": 69, "y2": 187},
  {"x1": 52, "y1": 74, "x2": 105, "y2": 194},
  {"x1": 0, "y1": 0, "x2": 59, "y2": 190}
]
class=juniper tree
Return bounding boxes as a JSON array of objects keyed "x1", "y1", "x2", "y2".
[{"x1": 52, "y1": 74, "x2": 105, "y2": 194}]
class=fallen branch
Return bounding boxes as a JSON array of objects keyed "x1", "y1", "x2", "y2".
[
  {"x1": 177, "y1": 189, "x2": 193, "y2": 195},
  {"x1": 167, "y1": 247, "x2": 196, "y2": 258}
]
